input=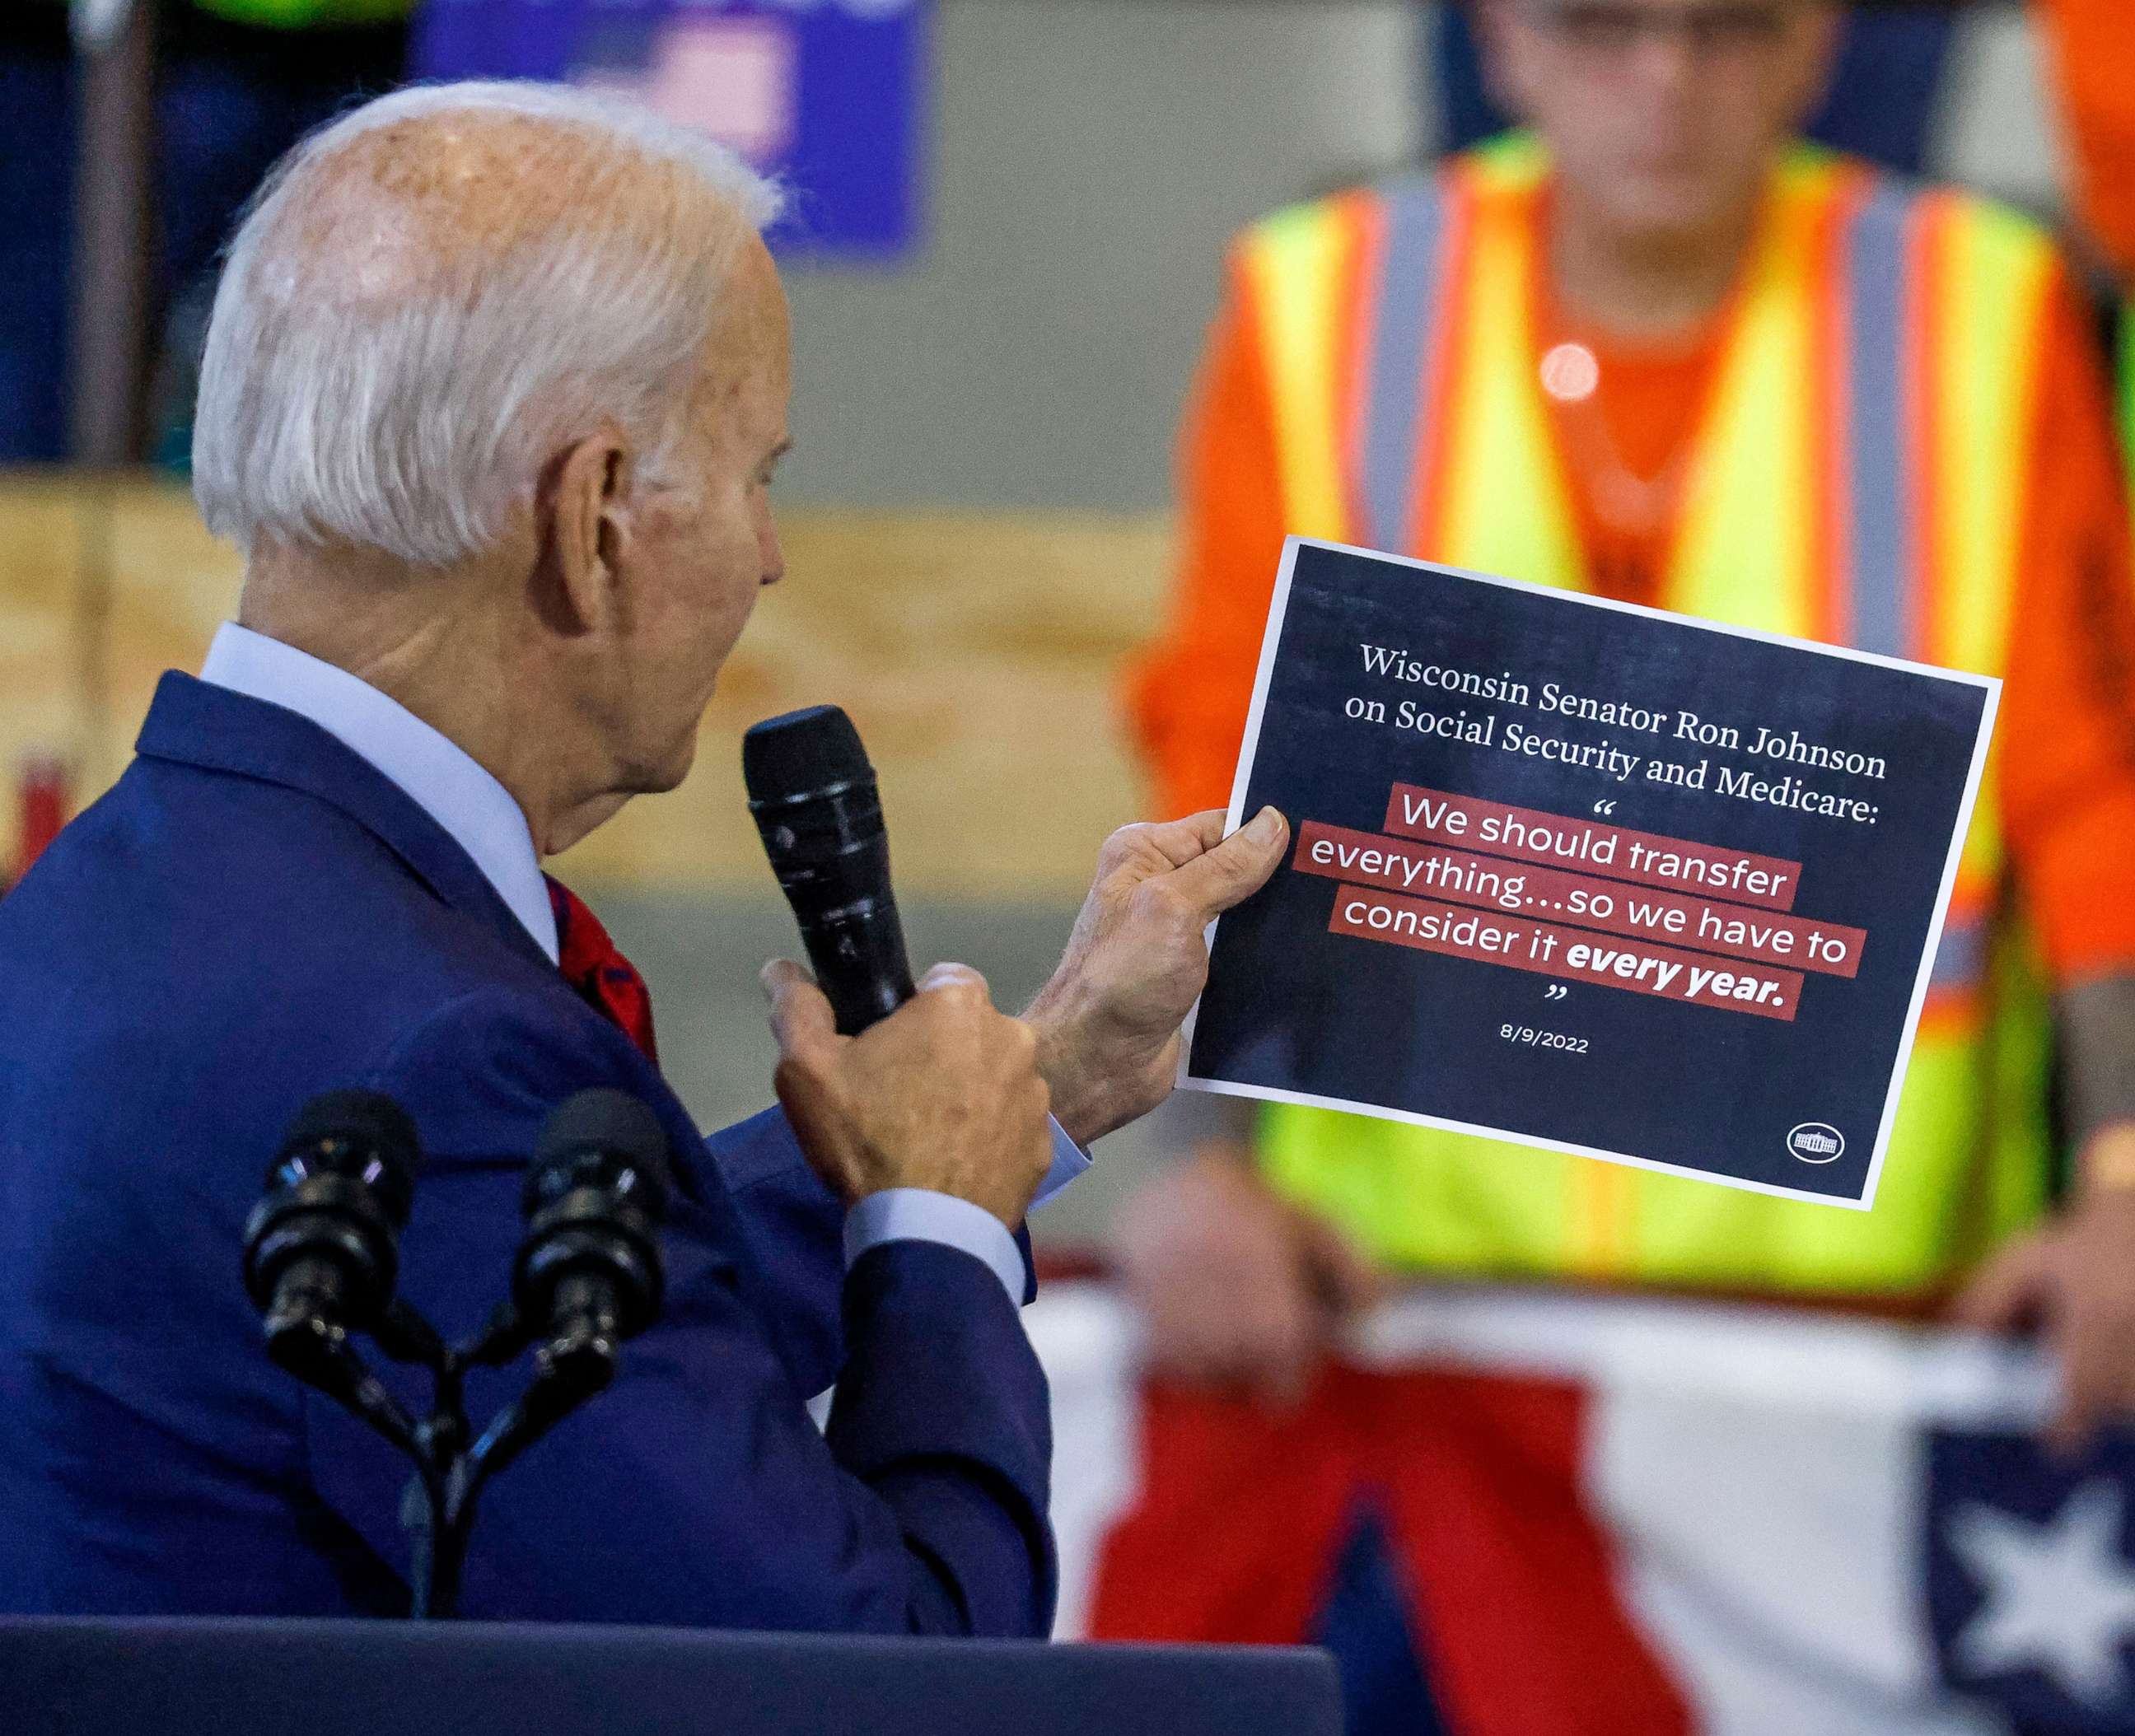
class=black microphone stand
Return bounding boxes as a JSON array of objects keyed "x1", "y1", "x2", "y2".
[
  {"x1": 307, "y1": 1297, "x2": 620, "y2": 1619},
  {"x1": 250, "y1": 1088, "x2": 662, "y2": 1618}
]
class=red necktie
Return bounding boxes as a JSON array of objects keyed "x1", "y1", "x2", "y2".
[{"x1": 544, "y1": 875, "x2": 660, "y2": 1065}]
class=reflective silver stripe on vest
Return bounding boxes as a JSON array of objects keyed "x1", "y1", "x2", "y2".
[
  {"x1": 1929, "y1": 911, "x2": 1988, "y2": 992},
  {"x1": 1843, "y1": 179, "x2": 1919, "y2": 660},
  {"x1": 1848, "y1": 181, "x2": 1994, "y2": 1001},
  {"x1": 1357, "y1": 175, "x2": 1448, "y2": 555}
]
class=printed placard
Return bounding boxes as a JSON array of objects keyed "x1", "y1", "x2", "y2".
[{"x1": 1182, "y1": 539, "x2": 1999, "y2": 1207}]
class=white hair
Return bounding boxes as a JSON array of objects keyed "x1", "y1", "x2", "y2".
[{"x1": 193, "y1": 81, "x2": 783, "y2": 568}]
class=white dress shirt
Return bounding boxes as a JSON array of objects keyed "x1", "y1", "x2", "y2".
[{"x1": 200, "y1": 623, "x2": 1086, "y2": 1305}]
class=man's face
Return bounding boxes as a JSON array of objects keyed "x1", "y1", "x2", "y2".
[
  {"x1": 1479, "y1": 0, "x2": 1839, "y2": 244},
  {"x1": 609, "y1": 235, "x2": 792, "y2": 793}
]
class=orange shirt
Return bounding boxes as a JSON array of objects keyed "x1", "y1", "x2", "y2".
[
  {"x1": 1129, "y1": 213, "x2": 2135, "y2": 985},
  {"x1": 1531, "y1": 268, "x2": 1722, "y2": 610},
  {"x1": 2039, "y1": 0, "x2": 2135, "y2": 280}
]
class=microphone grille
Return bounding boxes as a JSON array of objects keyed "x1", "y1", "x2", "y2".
[
  {"x1": 742, "y1": 705, "x2": 871, "y2": 806},
  {"x1": 528, "y1": 1088, "x2": 673, "y2": 1220},
  {"x1": 269, "y1": 1089, "x2": 423, "y2": 1227},
  {"x1": 273, "y1": 1090, "x2": 421, "y2": 1179}
]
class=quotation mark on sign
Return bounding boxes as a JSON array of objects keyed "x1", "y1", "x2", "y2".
[
  {"x1": 1592, "y1": 799, "x2": 1618, "y2": 816},
  {"x1": 1544, "y1": 984, "x2": 1569, "y2": 1001}
]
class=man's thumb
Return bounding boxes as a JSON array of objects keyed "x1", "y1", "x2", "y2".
[
  {"x1": 1169, "y1": 806, "x2": 1289, "y2": 919},
  {"x1": 761, "y1": 958, "x2": 839, "y2": 1061},
  {"x1": 1953, "y1": 1232, "x2": 2053, "y2": 1335}
]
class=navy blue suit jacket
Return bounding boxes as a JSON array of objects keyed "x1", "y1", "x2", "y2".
[{"x1": 0, "y1": 674, "x2": 1053, "y2": 1633}]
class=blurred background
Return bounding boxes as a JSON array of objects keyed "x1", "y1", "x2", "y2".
[
  {"x1": 12, "y1": 4, "x2": 2135, "y2": 1729},
  {"x1": 0, "y1": 0, "x2": 2076, "y2": 1247}
]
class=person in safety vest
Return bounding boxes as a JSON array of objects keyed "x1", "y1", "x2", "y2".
[
  {"x1": 2035, "y1": 0, "x2": 2135, "y2": 496},
  {"x1": 1120, "y1": 0, "x2": 2135, "y2": 1444}
]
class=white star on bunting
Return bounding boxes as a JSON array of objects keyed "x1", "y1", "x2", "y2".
[{"x1": 1946, "y1": 1481, "x2": 2135, "y2": 1706}]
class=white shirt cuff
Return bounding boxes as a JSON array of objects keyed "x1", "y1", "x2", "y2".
[
  {"x1": 842, "y1": 1120, "x2": 1092, "y2": 1305},
  {"x1": 845, "y1": 1188, "x2": 1025, "y2": 1304},
  {"x1": 1035, "y1": 1117, "x2": 1093, "y2": 1206}
]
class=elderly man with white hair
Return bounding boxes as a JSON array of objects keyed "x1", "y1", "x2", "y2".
[{"x1": 0, "y1": 82, "x2": 1287, "y2": 1632}]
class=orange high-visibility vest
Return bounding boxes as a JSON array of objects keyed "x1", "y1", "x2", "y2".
[{"x1": 1240, "y1": 135, "x2": 2058, "y2": 1295}]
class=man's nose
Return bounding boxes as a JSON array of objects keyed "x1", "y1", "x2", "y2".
[{"x1": 1628, "y1": 23, "x2": 1699, "y2": 94}]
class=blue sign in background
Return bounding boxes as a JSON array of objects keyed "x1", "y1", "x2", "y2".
[
  {"x1": 413, "y1": 0, "x2": 928, "y2": 258},
  {"x1": 1188, "y1": 541, "x2": 1996, "y2": 1205}
]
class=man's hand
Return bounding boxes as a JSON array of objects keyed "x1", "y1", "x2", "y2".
[
  {"x1": 764, "y1": 959, "x2": 1053, "y2": 1228},
  {"x1": 1114, "y1": 1142, "x2": 1381, "y2": 1407},
  {"x1": 1956, "y1": 1126, "x2": 2135, "y2": 1447},
  {"x1": 1023, "y1": 807, "x2": 1289, "y2": 1146}
]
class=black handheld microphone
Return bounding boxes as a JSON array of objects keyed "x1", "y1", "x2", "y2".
[
  {"x1": 742, "y1": 704, "x2": 916, "y2": 1035},
  {"x1": 512, "y1": 1089, "x2": 671, "y2": 1394},
  {"x1": 243, "y1": 1090, "x2": 423, "y2": 1364}
]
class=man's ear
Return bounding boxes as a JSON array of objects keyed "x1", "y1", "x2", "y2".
[
  {"x1": 1469, "y1": 0, "x2": 1530, "y2": 124},
  {"x1": 1785, "y1": 6, "x2": 1848, "y2": 131},
  {"x1": 537, "y1": 427, "x2": 633, "y2": 636}
]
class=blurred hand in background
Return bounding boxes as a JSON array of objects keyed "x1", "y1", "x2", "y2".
[
  {"x1": 1115, "y1": 1140, "x2": 1381, "y2": 1407},
  {"x1": 1959, "y1": 1124, "x2": 2135, "y2": 1448}
]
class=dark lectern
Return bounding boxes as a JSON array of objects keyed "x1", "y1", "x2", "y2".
[{"x1": 1, "y1": 1617, "x2": 1341, "y2": 1736}]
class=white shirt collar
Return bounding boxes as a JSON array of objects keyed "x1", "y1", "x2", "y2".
[{"x1": 199, "y1": 623, "x2": 559, "y2": 963}]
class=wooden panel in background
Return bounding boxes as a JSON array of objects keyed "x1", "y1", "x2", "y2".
[{"x1": 0, "y1": 474, "x2": 1174, "y2": 898}]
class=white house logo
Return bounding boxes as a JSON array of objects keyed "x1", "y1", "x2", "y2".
[{"x1": 1787, "y1": 1123, "x2": 1846, "y2": 1164}]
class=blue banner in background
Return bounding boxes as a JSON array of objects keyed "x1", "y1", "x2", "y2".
[{"x1": 412, "y1": 0, "x2": 929, "y2": 259}]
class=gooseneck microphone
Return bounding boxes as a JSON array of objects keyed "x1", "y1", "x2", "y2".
[
  {"x1": 241, "y1": 1090, "x2": 431, "y2": 1481},
  {"x1": 243, "y1": 1090, "x2": 422, "y2": 1373},
  {"x1": 512, "y1": 1088, "x2": 671, "y2": 1392},
  {"x1": 743, "y1": 704, "x2": 916, "y2": 1035},
  {"x1": 457, "y1": 1089, "x2": 675, "y2": 1501}
]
